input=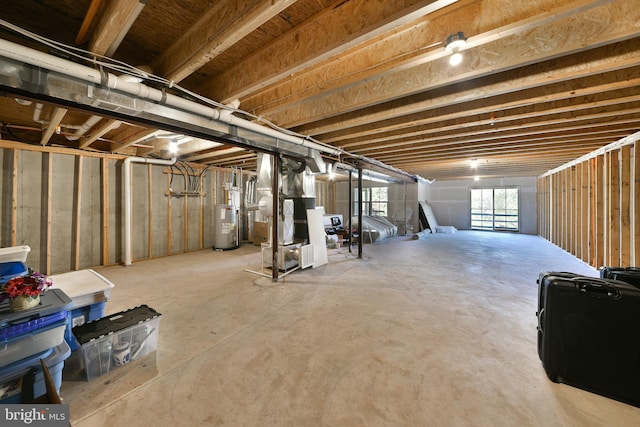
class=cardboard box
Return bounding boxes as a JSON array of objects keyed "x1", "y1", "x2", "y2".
[{"x1": 253, "y1": 221, "x2": 269, "y2": 246}]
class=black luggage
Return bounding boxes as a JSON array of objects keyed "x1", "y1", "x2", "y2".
[
  {"x1": 536, "y1": 274, "x2": 640, "y2": 407},
  {"x1": 599, "y1": 266, "x2": 640, "y2": 288},
  {"x1": 536, "y1": 271, "x2": 582, "y2": 360}
]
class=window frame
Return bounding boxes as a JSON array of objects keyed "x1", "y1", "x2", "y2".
[{"x1": 470, "y1": 186, "x2": 520, "y2": 232}]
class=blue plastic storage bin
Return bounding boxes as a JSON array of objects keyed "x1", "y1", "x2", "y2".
[
  {"x1": 49, "y1": 269, "x2": 114, "y2": 352},
  {"x1": 0, "y1": 261, "x2": 27, "y2": 285},
  {"x1": 0, "y1": 318, "x2": 67, "y2": 367},
  {"x1": 64, "y1": 302, "x2": 106, "y2": 351},
  {"x1": 0, "y1": 289, "x2": 71, "y2": 366},
  {"x1": 0, "y1": 340, "x2": 70, "y2": 402},
  {"x1": 0, "y1": 310, "x2": 68, "y2": 341}
]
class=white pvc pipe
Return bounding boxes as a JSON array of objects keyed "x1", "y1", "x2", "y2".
[
  {"x1": 124, "y1": 156, "x2": 176, "y2": 266},
  {"x1": 32, "y1": 102, "x2": 44, "y2": 123},
  {"x1": 0, "y1": 38, "x2": 424, "y2": 181},
  {"x1": 66, "y1": 114, "x2": 102, "y2": 140},
  {"x1": 0, "y1": 38, "x2": 343, "y2": 157}
]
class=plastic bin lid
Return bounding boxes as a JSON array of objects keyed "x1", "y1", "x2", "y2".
[
  {"x1": 73, "y1": 305, "x2": 161, "y2": 345},
  {"x1": 0, "y1": 246, "x2": 31, "y2": 263},
  {"x1": 0, "y1": 341, "x2": 70, "y2": 384},
  {"x1": 0, "y1": 289, "x2": 72, "y2": 328},
  {"x1": 0, "y1": 310, "x2": 68, "y2": 341},
  {"x1": 50, "y1": 269, "x2": 115, "y2": 298}
]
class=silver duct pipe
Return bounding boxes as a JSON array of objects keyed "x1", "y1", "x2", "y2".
[
  {"x1": 123, "y1": 156, "x2": 176, "y2": 266},
  {"x1": 0, "y1": 38, "x2": 341, "y2": 158},
  {"x1": 0, "y1": 37, "x2": 427, "y2": 182}
]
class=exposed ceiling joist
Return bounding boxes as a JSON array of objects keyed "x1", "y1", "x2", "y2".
[{"x1": 0, "y1": 0, "x2": 638, "y2": 180}]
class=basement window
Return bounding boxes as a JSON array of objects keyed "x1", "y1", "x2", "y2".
[
  {"x1": 354, "y1": 187, "x2": 388, "y2": 217},
  {"x1": 470, "y1": 187, "x2": 519, "y2": 232}
]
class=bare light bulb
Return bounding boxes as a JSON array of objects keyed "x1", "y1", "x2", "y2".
[
  {"x1": 169, "y1": 141, "x2": 179, "y2": 154},
  {"x1": 449, "y1": 52, "x2": 463, "y2": 66}
]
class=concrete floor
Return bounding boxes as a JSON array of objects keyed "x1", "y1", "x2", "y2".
[{"x1": 61, "y1": 231, "x2": 640, "y2": 426}]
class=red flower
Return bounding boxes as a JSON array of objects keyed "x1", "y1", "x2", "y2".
[{"x1": 0, "y1": 272, "x2": 52, "y2": 302}]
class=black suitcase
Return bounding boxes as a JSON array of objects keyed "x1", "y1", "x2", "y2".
[
  {"x1": 537, "y1": 275, "x2": 640, "y2": 407},
  {"x1": 536, "y1": 271, "x2": 583, "y2": 360},
  {"x1": 599, "y1": 266, "x2": 640, "y2": 288}
]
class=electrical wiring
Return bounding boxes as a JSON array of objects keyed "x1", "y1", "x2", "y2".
[
  {"x1": 0, "y1": 19, "x2": 423, "y2": 182},
  {"x1": 0, "y1": 18, "x2": 340, "y2": 154}
]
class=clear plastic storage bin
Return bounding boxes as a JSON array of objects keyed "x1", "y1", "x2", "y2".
[{"x1": 72, "y1": 305, "x2": 161, "y2": 380}]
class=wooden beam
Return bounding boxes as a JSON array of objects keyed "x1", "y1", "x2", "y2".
[
  {"x1": 329, "y1": 90, "x2": 640, "y2": 148},
  {"x1": 378, "y1": 142, "x2": 611, "y2": 163},
  {"x1": 136, "y1": 138, "x2": 171, "y2": 157},
  {"x1": 89, "y1": 0, "x2": 145, "y2": 56},
  {"x1": 589, "y1": 157, "x2": 597, "y2": 266},
  {"x1": 73, "y1": 156, "x2": 83, "y2": 270},
  {"x1": 110, "y1": 127, "x2": 155, "y2": 153},
  {"x1": 635, "y1": 143, "x2": 640, "y2": 265},
  {"x1": 152, "y1": 0, "x2": 297, "y2": 83},
  {"x1": 76, "y1": 0, "x2": 103, "y2": 45},
  {"x1": 620, "y1": 145, "x2": 631, "y2": 266},
  {"x1": 301, "y1": 50, "x2": 640, "y2": 137},
  {"x1": 267, "y1": 1, "x2": 640, "y2": 128},
  {"x1": 40, "y1": 107, "x2": 68, "y2": 146},
  {"x1": 553, "y1": 172, "x2": 562, "y2": 246},
  {"x1": 199, "y1": 0, "x2": 456, "y2": 103},
  {"x1": 44, "y1": 152, "x2": 52, "y2": 274},
  {"x1": 101, "y1": 157, "x2": 109, "y2": 266},
  {"x1": 79, "y1": 119, "x2": 121, "y2": 149},
  {"x1": 569, "y1": 164, "x2": 582, "y2": 258},
  {"x1": 360, "y1": 127, "x2": 633, "y2": 158},
  {"x1": 563, "y1": 168, "x2": 569, "y2": 251},
  {"x1": 338, "y1": 104, "x2": 640, "y2": 152},
  {"x1": 182, "y1": 146, "x2": 247, "y2": 162},
  {"x1": 580, "y1": 160, "x2": 590, "y2": 263},
  {"x1": 595, "y1": 155, "x2": 605, "y2": 268},
  {"x1": 0, "y1": 139, "x2": 128, "y2": 160},
  {"x1": 246, "y1": 0, "x2": 615, "y2": 121},
  {"x1": 607, "y1": 150, "x2": 620, "y2": 266},
  {"x1": 315, "y1": 72, "x2": 640, "y2": 143},
  {"x1": 11, "y1": 149, "x2": 17, "y2": 247}
]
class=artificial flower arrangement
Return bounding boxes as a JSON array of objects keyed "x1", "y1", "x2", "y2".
[{"x1": 0, "y1": 271, "x2": 52, "y2": 311}]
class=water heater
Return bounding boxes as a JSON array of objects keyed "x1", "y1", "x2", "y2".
[{"x1": 214, "y1": 204, "x2": 238, "y2": 250}]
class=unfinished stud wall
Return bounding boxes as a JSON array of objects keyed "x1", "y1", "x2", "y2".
[
  {"x1": 316, "y1": 180, "x2": 336, "y2": 214},
  {"x1": 538, "y1": 139, "x2": 639, "y2": 268},
  {"x1": 0, "y1": 141, "x2": 226, "y2": 274}
]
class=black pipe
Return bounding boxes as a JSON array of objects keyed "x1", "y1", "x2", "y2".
[
  {"x1": 358, "y1": 167, "x2": 363, "y2": 259},
  {"x1": 272, "y1": 155, "x2": 280, "y2": 282},
  {"x1": 348, "y1": 169, "x2": 353, "y2": 254}
]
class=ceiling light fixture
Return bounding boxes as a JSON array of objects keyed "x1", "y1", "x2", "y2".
[
  {"x1": 169, "y1": 139, "x2": 179, "y2": 154},
  {"x1": 470, "y1": 158, "x2": 478, "y2": 169},
  {"x1": 327, "y1": 163, "x2": 334, "y2": 180},
  {"x1": 445, "y1": 31, "x2": 467, "y2": 66},
  {"x1": 474, "y1": 176, "x2": 480, "y2": 182}
]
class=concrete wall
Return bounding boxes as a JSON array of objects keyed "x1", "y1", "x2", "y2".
[
  {"x1": 425, "y1": 176, "x2": 538, "y2": 234},
  {"x1": 0, "y1": 143, "x2": 228, "y2": 274}
]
